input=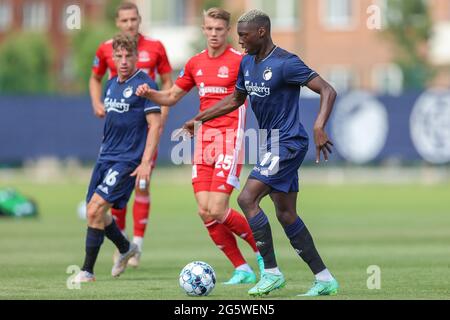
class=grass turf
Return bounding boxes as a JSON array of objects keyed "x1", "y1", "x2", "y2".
[{"x1": 0, "y1": 168, "x2": 449, "y2": 300}]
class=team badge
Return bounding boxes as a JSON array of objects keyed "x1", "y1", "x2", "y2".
[
  {"x1": 123, "y1": 86, "x2": 133, "y2": 98},
  {"x1": 139, "y1": 51, "x2": 150, "y2": 62},
  {"x1": 263, "y1": 67, "x2": 272, "y2": 81},
  {"x1": 218, "y1": 66, "x2": 229, "y2": 78}
]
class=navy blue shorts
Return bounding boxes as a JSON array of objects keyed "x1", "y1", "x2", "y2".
[
  {"x1": 86, "y1": 161, "x2": 137, "y2": 209},
  {"x1": 249, "y1": 143, "x2": 308, "y2": 193}
]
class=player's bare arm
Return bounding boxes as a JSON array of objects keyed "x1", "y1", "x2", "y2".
[
  {"x1": 307, "y1": 76, "x2": 337, "y2": 163},
  {"x1": 159, "y1": 72, "x2": 174, "y2": 128},
  {"x1": 131, "y1": 112, "x2": 162, "y2": 188},
  {"x1": 89, "y1": 72, "x2": 106, "y2": 118},
  {"x1": 182, "y1": 90, "x2": 247, "y2": 136},
  {"x1": 136, "y1": 83, "x2": 187, "y2": 107}
]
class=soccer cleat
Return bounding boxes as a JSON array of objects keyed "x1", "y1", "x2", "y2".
[
  {"x1": 111, "y1": 243, "x2": 139, "y2": 277},
  {"x1": 127, "y1": 250, "x2": 141, "y2": 268},
  {"x1": 248, "y1": 272, "x2": 286, "y2": 296},
  {"x1": 112, "y1": 233, "x2": 128, "y2": 264},
  {"x1": 73, "y1": 270, "x2": 96, "y2": 283},
  {"x1": 298, "y1": 279, "x2": 339, "y2": 297},
  {"x1": 223, "y1": 270, "x2": 257, "y2": 285},
  {"x1": 256, "y1": 253, "x2": 265, "y2": 276}
]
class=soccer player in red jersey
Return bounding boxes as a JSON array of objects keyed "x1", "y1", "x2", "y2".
[
  {"x1": 89, "y1": 2, "x2": 173, "y2": 267},
  {"x1": 136, "y1": 8, "x2": 264, "y2": 284}
]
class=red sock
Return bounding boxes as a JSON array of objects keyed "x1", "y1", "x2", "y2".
[
  {"x1": 205, "y1": 220, "x2": 246, "y2": 268},
  {"x1": 222, "y1": 209, "x2": 258, "y2": 253},
  {"x1": 133, "y1": 195, "x2": 150, "y2": 238},
  {"x1": 111, "y1": 207, "x2": 127, "y2": 232}
]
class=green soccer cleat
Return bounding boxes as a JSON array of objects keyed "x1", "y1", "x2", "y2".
[
  {"x1": 298, "y1": 279, "x2": 339, "y2": 297},
  {"x1": 248, "y1": 272, "x2": 286, "y2": 297},
  {"x1": 223, "y1": 270, "x2": 257, "y2": 285},
  {"x1": 256, "y1": 253, "x2": 265, "y2": 276}
]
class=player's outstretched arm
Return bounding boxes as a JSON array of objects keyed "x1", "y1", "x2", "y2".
[
  {"x1": 182, "y1": 90, "x2": 247, "y2": 136},
  {"x1": 89, "y1": 73, "x2": 106, "y2": 118},
  {"x1": 136, "y1": 83, "x2": 187, "y2": 107},
  {"x1": 159, "y1": 72, "x2": 174, "y2": 130},
  {"x1": 130, "y1": 112, "x2": 162, "y2": 189},
  {"x1": 307, "y1": 76, "x2": 337, "y2": 163}
]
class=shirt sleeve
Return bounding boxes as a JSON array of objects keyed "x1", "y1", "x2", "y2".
[
  {"x1": 155, "y1": 41, "x2": 173, "y2": 75},
  {"x1": 92, "y1": 44, "x2": 107, "y2": 77},
  {"x1": 235, "y1": 59, "x2": 247, "y2": 93},
  {"x1": 174, "y1": 58, "x2": 195, "y2": 92},
  {"x1": 143, "y1": 80, "x2": 161, "y2": 114},
  {"x1": 283, "y1": 55, "x2": 318, "y2": 86}
]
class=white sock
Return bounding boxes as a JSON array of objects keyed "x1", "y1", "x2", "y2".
[
  {"x1": 315, "y1": 268, "x2": 334, "y2": 282},
  {"x1": 236, "y1": 263, "x2": 253, "y2": 273},
  {"x1": 133, "y1": 236, "x2": 144, "y2": 252},
  {"x1": 264, "y1": 267, "x2": 282, "y2": 275}
]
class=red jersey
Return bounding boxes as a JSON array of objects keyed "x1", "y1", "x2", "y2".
[
  {"x1": 175, "y1": 46, "x2": 244, "y2": 130},
  {"x1": 92, "y1": 33, "x2": 172, "y2": 80}
]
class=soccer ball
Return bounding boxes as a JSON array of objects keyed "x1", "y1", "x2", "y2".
[{"x1": 179, "y1": 261, "x2": 216, "y2": 296}]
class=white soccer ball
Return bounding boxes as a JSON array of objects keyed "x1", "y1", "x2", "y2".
[
  {"x1": 77, "y1": 201, "x2": 87, "y2": 220},
  {"x1": 179, "y1": 261, "x2": 216, "y2": 296}
]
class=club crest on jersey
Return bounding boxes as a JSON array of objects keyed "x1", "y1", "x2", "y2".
[
  {"x1": 139, "y1": 51, "x2": 150, "y2": 62},
  {"x1": 218, "y1": 66, "x2": 229, "y2": 78},
  {"x1": 263, "y1": 67, "x2": 272, "y2": 81},
  {"x1": 123, "y1": 86, "x2": 133, "y2": 98}
]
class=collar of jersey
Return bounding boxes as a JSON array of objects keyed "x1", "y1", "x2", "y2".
[
  {"x1": 116, "y1": 69, "x2": 142, "y2": 84},
  {"x1": 206, "y1": 45, "x2": 231, "y2": 60},
  {"x1": 255, "y1": 45, "x2": 278, "y2": 63}
]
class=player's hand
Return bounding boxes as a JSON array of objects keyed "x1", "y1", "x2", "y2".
[
  {"x1": 313, "y1": 126, "x2": 333, "y2": 163},
  {"x1": 130, "y1": 162, "x2": 152, "y2": 190},
  {"x1": 136, "y1": 83, "x2": 156, "y2": 99},
  {"x1": 93, "y1": 103, "x2": 106, "y2": 118},
  {"x1": 182, "y1": 119, "x2": 196, "y2": 137}
]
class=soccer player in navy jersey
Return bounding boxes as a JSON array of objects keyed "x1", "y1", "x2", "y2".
[
  {"x1": 74, "y1": 33, "x2": 162, "y2": 282},
  {"x1": 183, "y1": 10, "x2": 339, "y2": 297}
]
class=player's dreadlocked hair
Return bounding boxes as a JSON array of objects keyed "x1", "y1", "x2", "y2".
[
  {"x1": 237, "y1": 9, "x2": 271, "y2": 31},
  {"x1": 112, "y1": 33, "x2": 138, "y2": 55}
]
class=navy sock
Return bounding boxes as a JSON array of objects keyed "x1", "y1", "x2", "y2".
[
  {"x1": 284, "y1": 216, "x2": 326, "y2": 274},
  {"x1": 81, "y1": 227, "x2": 105, "y2": 274},
  {"x1": 248, "y1": 211, "x2": 278, "y2": 269},
  {"x1": 104, "y1": 219, "x2": 130, "y2": 254}
]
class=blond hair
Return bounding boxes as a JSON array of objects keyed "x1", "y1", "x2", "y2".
[{"x1": 203, "y1": 7, "x2": 231, "y2": 26}]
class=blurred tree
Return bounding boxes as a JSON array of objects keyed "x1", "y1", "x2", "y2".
[
  {"x1": 384, "y1": 0, "x2": 435, "y2": 90},
  {"x1": 0, "y1": 33, "x2": 53, "y2": 94},
  {"x1": 71, "y1": 23, "x2": 114, "y2": 93}
]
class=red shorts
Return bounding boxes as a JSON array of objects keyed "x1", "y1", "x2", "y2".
[{"x1": 192, "y1": 109, "x2": 246, "y2": 195}]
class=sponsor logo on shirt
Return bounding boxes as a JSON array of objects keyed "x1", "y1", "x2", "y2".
[
  {"x1": 218, "y1": 66, "x2": 229, "y2": 78},
  {"x1": 245, "y1": 81, "x2": 271, "y2": 98},
  {"x1": 104, "y1": 97, "x2": 130, "y2": 113},
  {"x1": 198, "y1": 82, "x2": 228, "y2": 97}
]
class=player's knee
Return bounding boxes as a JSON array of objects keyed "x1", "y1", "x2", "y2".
[
  {"x1": 86, "y1": 203, "x2": 102, "y2": 225},
  {"x1": 207, "y1": 204, "x2": 228, "y2": 222},
  {"x1": 276, "y1": 210, "x2": 297, "y2": 227},
  {"x1": 237, "y1": 191, "x2": 255, "y2": 212},
  {"x1": 197, "y1": 206, "x2": 210, "y2": 222}
]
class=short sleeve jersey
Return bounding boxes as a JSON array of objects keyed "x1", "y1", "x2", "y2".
[
  {"x1": 100, "y1": 70, "x2": 160, "y2": 165},
  {"x1": 236, "y1": 47, "x2": 318, "y2": 148},
  {"x1": 176, "y1": 46, "x2": 244, "y2": 130},
  {"x1": 92, "y1": 34, "x2": 172, "y2": 81}
]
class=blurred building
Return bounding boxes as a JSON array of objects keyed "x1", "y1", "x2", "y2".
[
  {"x1": 0, "y1": 0, "x2": 449, "y2": 94},
  {"x1": 0, "y1": 0, "x2": 106, "y2": 89},
  {"x1": 137, "y1": 0, "x2": 450, "y2": 95}
]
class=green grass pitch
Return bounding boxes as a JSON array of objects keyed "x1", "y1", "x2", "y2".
[{"x1": 0, "y1": 167, "x2": 449, "y2": 300}]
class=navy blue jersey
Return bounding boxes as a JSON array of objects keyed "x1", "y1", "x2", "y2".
[
  {"x1": 236, "y1": 47, "x2": 317, "y2": 149},
  {"x1": 99, "y1": 69, "x2": 160, "y2": 165}
]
